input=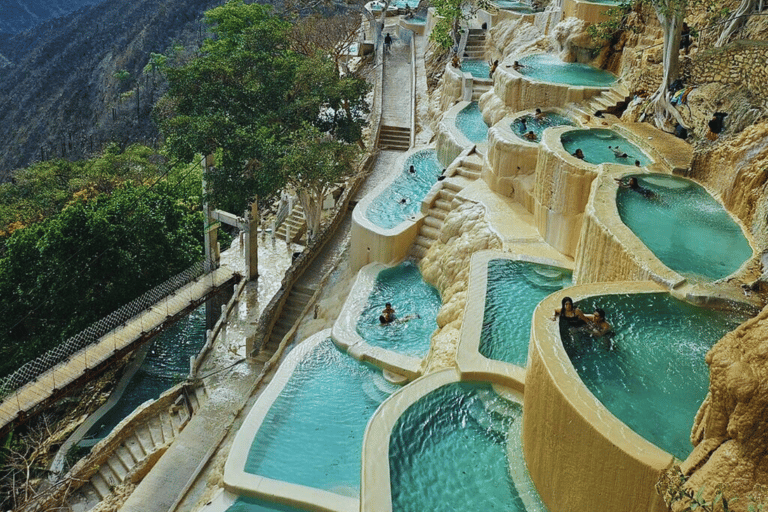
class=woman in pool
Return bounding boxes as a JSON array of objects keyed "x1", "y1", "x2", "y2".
[
  {"x1": 552, "y1": 296, "x2": 586, "y2": 327},
  {"x1": 572, "y1": 148, "x2": 585, "y2": 160}
]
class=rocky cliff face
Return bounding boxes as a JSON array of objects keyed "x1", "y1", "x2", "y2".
[
  {"x1": 0, "y1": 0, "x2": 103, "y2": 35},
  {"x1": 0, "y1": 0, "x2": 219, "y2": 179}
]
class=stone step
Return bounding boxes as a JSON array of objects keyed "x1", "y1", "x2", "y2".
[
  {"x1": 419, "y1": 225, "x2": 440, "y2": 240},
  {"x1": 458, "y1": 167, "x2": 481, "y2": 179},
  {"x1": 438, "y1": 189, "x2": 456, "y2": 201},
  {"x1": 414, "y1": 235, "x2": 433, "y2": 248},
  {"x1": 429, "y1": 208, "x2": 447, "y2": 221},
  {"x1": 424, "y1": 216, "x2": 443, "y2": 230},
  {"x1": 147, "y1": 417, "x2": 165, "y2": 447},
  {"x1": 433, "y1": 199, "x2": 452, "y2": 211},
  {"x1": 78, "y1": 482, "x2": 101, "y2": 510},
  {"x1": 443, "y1": 180, "x2": 463, "y2": 193},
  {"x1": 97, "y1": 464, "x2": 119, "y2": 490},
  {"x1": 106, "y1": 457, "x2": 128, "y2": 483},
  {"x1": 90, "y1": 473, "x2": 112, "y2": 500},
  {"x1": 124, "y1": 433, "x2": 146, "y2": 463},
  {"x1": 135, "y1": 425, "x2": 154, "y2": 454},
  {"x1": 115, "y1": 445, "x2": 136, "y2": 474}
]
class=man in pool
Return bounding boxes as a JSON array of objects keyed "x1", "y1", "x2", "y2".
[
  {"x1": 534, "y1": 107, "x2": 545, "y2": 120},
  {"x1": 512, "y1": 60, "x2": 525, "y2": 71},
  {"x1": 380, "y1": 303, "x2": 396, "y2": 324},
  {"x1": 615, "y1": 176, "x2": 656, "y2": 198},
  {"x1": 584, "y1": 308, "x2": 612, "y2": 338},
  {"x1": 524, "y1": 130, "x2": 537, "y2": 141},
  {"x1": 409, "y1": 165, "x2": 416, "y2": 174},
  {"x1": 608, "y1": 145, "x2": 628, "y2": 158},
  {"x1": 572, "y1": 148, "x2": 585, "y2": 160}
]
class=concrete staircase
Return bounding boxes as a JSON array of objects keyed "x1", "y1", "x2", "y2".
[
  {"x1": 68, "y1": 385, "x2": 208, "y2": 512},
  {"x1": 275, "y1": 204, "x2": 306, "y2": 244},
  {"x1": 378, "y1": 125, "x2": 411, "y2": 151},
  {"x1": 254, "y1": 284, "x2": 316, "y2": 363},
  {"x1": 409, "y1": 154, "x2": 482, "y2": 260},
  {"x1": 471, "y1": 81, "x2": 492, "y2": 101},
  {"x1": 463, "y1": 28, "x2": 486, "y2": 60},
  {"x1": 566, "y1": 82, "x2": 631, "y2": 119}
]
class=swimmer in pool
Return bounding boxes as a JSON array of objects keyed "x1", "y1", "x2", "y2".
[
  {"x1": 409, "y1": 165, "x2": 416, "y2": 174},
  {"x1": 398, "y1": 197, "x2": 410, "y2": 205},
  {"x1": 572, "y1": 148, "x2": 585, "y2": 160},
  {"x1": 524, "y1": 130, "x2": 537, "y2": 141},
  {"x1": 608, "y1": 145, "x2": 628, "y2": 158},
  {"x1": 380, "y1": 303, "x2": 396, "y2": 324},
  {"x1": 552, "y1": 296, "x2": 586, "y2": 327},
  {"x1": 512, "y1": 60, "x2": 525, "y2": 71},
  {"x1": 583, "y1": 308, "x2": 612, "y2": 338},
  {"x1": 534, "y1": 108, "x2": 545, "y2": 120},
  {"x1": 615, "y1": 176, "x2": 656, "y2": 199}
]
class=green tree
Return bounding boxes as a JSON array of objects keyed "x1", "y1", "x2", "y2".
[
  {"x1": 0, "y1": 184, "x2": 203, "y2": 376},
  {"x1": 157, "y1": 0, "x2": 370, "y2": 216},
  {"x1": 279, "y1": 123, "x2": 359, "y2": 241},
  {"x1": 430, "y1": 0, "x2": 492, "y2": 49},
  {"x1": 157, "y1": 0, "x2": 297, "y2": 212}
]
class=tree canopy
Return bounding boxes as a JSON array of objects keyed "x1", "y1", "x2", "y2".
[
  {"x1": 156, "y1": 0, "x2": 370, "y2": 214},
  {"x1": 0, "y1": 183, "x2": 204, "y2": 377}
]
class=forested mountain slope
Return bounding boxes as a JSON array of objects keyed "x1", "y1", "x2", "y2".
[
  {"x1": 0, "y1": 0, "x2": 222, "y2": 179},
  {"x1": 0, "y1": 0, "x2": 103, "y2": 34}
]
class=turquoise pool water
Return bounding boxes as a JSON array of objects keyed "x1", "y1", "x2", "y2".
[
  {"x1": 357, "y1": 261, "x2": 441, "y2": 358},
  {"x1": 493, "y1": 0, "x2": 537, "y2": 12},
  {"x1": 389, "y1": 382, "x2": 548, "y2": 511},
  {"x1": 560, "y1": 128, "x2": 652, "y2": 166},
  {"x1": 227, "y1": 497, "x2": 311, "y2": 512},
  {"x1": 479, "y1": 260, "x2": 572, "y2": 366},
  {"x1": 244, "y1": 339, "x2": 398, "y2": 494},
  {"x1": 365, "y1": 149, "x2": 442, "y2": 229},
  {"x1": 461, "y1": 59, "x2": 491, "y2": 79},
  {"x1": 456, "y1": 102, "x2": 489, "y2": 143},
  {"x1": 511, "y1": 112, "x2": 575, "y2": 143},
  {"x1": 617, "y1": 174, "x2": 752, "y2": 281},
  {"x1": 84, "y1": 306, "x2": 206, "y2": 442},
  {"x1": 561, "y1": 293, "x2": 749, "y2": 459},
  {"x1": 518, "y1": 54, "x2": 616, "y2": 87}
]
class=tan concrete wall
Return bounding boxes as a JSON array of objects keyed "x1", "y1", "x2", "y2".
[
  {"x1": 562, "y1": 0, "x2": 615, "y2": 25},
  {"x1": 492, "y1": 66, "x2": 605, "y2": 112},
  {"x1": 524, "y1": 283, "x2": 674, "y2": 512},
  {"x1": 573, "y1": 169, "x2": 687, "y2": 287},
  {"x1": 440, "y1": 63, "x2": 466, "y2": 112},
  {"x1": 532, "y1": 126, "x2": 599, "y2": 256},
  {"x1": 682, "y1": 40, "x2": 768, "y2": 98},
  {"x1": 350, "y1": 210, "x2": 421, "y2": 271}
]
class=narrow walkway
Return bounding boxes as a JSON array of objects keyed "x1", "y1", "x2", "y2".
[
  {"x1": 120, "y1": 25, "x2": 423, "y2": 512},
  {"x1": 0, "y1": 266, "x2": 237, "y2": 433}
]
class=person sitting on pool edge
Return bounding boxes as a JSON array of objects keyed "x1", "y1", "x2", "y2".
[
  {"x1": 615, "y1": 176, "x2": 656, "y2": 198},
  {"x1": 552, "y1": 296, "x2": 586, "y2": 327},
  {"x1": 380, "y1": 303, "x2": 396, "y2": 324},
  {"x1": 572, "y1": 148, "x2": 585, "y2": 160}
]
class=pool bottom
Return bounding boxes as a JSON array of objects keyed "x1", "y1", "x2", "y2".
[{"x1": 389, "y1": 382, "x2": 547, "y2": 511}]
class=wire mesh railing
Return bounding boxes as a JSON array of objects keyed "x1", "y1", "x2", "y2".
[{"x1": 0, "y1": 259, "x2": 214, "y2": 401}]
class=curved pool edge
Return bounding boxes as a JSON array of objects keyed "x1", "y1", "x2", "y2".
[
  {"x1": 361, "y1": 368, "x2": 528, "y2": 512},
  {"x1": 223, "y1": 330, "x2": 358, "y2": 512},
  {"x1": 525, "y1": 282, "x2": 676, "y2": 512},
  {"x1": 350, "y1": 148, "x2": 431, "y2": 271},
  {"x1": 574, "y1": 170, "x2": 759, "y2": 297},
  {"x1": 534, "y1": 124, "x2": 661, "y2": 257},
  {"x1": 456, "y1": 250, "x2": 574, "y2": 391},
  {"x1": 436, "y1": 100, "x2": 488, "y2": 167},
  {"x1": 331, "y1": 262, "x2": 424, "y2": 381},
  {"x1": 485, "y1": 108, "x2": 581, "y2": 204}
]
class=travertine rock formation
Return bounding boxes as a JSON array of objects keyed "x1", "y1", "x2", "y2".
[
  {"x1": 666, "y1": 304, "x2": 768, "y2": 511},
  {"x1": 419, "y1": 202, "x2": 502, "y2": 372}
]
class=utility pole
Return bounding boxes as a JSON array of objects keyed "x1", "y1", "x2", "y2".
[{"x1": 243, "y1": 198, "x2": 259, "y2": 280}]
